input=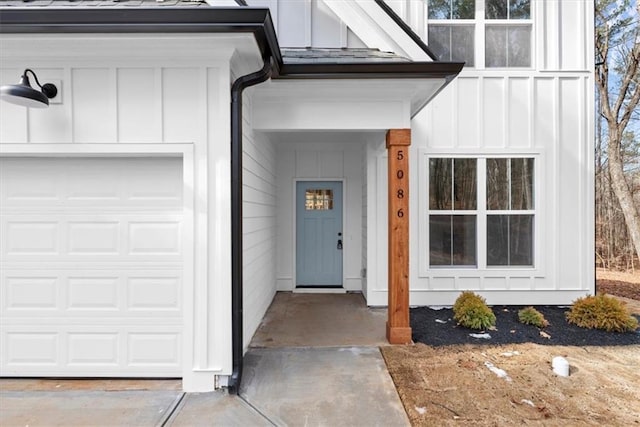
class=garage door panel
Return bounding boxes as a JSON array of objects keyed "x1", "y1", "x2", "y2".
[
  {"x1": 2, "y1": 215, "x2": 183, "y2": 261},
  {"x1": 0, "y1": 157, "x2": 184, "y2": 377},
  {"x1": 1, "y1": 157, "x2": 182, "y2": 210},
  {"x1": 2, "y1": 327, "x2": 181, "y2": 376},
  {"x1": 2, "y1": 270, "x2": 182, "y2": 317}
]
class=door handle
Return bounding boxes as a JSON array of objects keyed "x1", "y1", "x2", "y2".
[{"x1": 337, "y1": 239, "x2": 343, "y2": 250}]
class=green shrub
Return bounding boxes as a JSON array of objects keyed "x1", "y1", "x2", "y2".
[
  {"x1": 452, "y1": 291, "x2": 480, "y2": 316},
  {"x1": 566, "y1": 294, "x2": 638, "y2": 333},
  {"x1": 518, "y1": 306, "x2": 549, "y2": 328},
  {"x1": 453, "y1": 291, "x2": 496, "y2": 330}
]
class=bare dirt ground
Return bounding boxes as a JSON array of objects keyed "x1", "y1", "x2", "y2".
[
  {"x1": 384, "y1": 269, "x2": 640, "y2": 426},
  {"x1": 597, "y1": 270, "x2": 640, "y2": 315},
  {"x1": 383, "y1": 343, "x2": 640, "y2": 426}
]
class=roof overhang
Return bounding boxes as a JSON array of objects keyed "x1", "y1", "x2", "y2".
[{"x1": 0, "y1": 7, "x2": 463, "y2": 118}]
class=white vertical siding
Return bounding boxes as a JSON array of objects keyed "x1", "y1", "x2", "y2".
[
  {"x1": 538, "y1": 0, "x2": 591, "y2": 71},
  {"x1": 117, "y1": 68, "x2": 161, "y2": 142},
  {"x1": 162, "y1": 68, "x2": 201, "y2": 143},
  {"x1": 247, "y1": 0, "x2": 351, "y2": 48},
  {"x1": 242, "y1": 89, "x2": 277, "y2": 350},
  {"x1": 1, "y1": 65, "x2": 214, "y2": 146},
  {"x1": 389, "y1": 72, "x2": 593, "y2": 306},
  {"x1": 457, "y1": 78, "x2": 480, "y2": 149},
  {"x1": 72, "y1": 68, "x2": 115, "y2": 143}
]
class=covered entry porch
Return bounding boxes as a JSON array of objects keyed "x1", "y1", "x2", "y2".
[
  {"x1": 241, "y1": 71, "x2": 460, "y2": 353},
  {"x1": 250, "y1": 292, "x2": 388, "y2": 348}
]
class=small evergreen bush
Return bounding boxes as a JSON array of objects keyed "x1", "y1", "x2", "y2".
[
  {"x1": 518, "y1": 306, "x2": 549, "y2": 328},
  {"x1": 566, "y1": 294, "x2": 638, "y2": 333},
  {"x1": 453, "y1": 291, "x2": 496, "y2": 330}
]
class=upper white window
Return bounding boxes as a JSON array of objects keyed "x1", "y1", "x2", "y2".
[{"x1": 426, "y1": 0, "x2": 532, "y2": 68}]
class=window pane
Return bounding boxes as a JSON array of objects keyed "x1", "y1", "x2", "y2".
[
  {"x1": 429, "y1": 158, "x2": 452, "y2": 209},
  {"x1": 428, "y1": 0, "x2": 475, "y2": 19},
  {"x1": 428, "y1": 0, "x2": 451, "y2": 19},
  {"x1": 452, "y1": 0, "x2": 475, "y2": 19},
  {"x1": 507, "y1": 25, "x2": 531, "y2": 67},
  {"x1": 510, "y1": 215, "x2": 533, "y2": 265},
  {"x1": 487, "y1": 215, "x2": 509, "y2": 265},
  {"x1": 486, "y1": 0, "x2": 507, "y2": 19},
  {"x1": 428, "y1": 25, "x2": 452, "y2": 62},
  {"x1": 485, "y1": 26, "x2": 507, "y2": 67},
  {"x1": 451, "y1": 25, "x2": 475, "y2": 66},
  {"x1": 429, "y1": 215, "x2": 452, "y2": 265},
  {"x1": 454, "y1": 158, "x2": 477, "y2": 209},
  {"x1": 487, "y1": 158, "x2": 509, "y2": 210},
  {"x1": 428, "y1": 25, "x2": 475, "y2": 65},
  {"x1": 305, "y1": 189, "x2": 333, "y2": 210},
  {"x1": 429, "y1": 215, "x2": 477, "y2": 266},
  {"x1": 509, "y1": 0, "x2": 531, "y2": 19},
  {"x1": 487, "y1": 215, "x2": 533, "y2": 266},
  {"x1": 510, "y1": 158, "x2": 534, "y2": 209},
  {"x1": 452, "y1": 215, "x2": 477, "y2": 265}
]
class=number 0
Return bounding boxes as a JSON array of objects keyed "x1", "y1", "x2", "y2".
[{"x1": 396, "y1": 170, "x2": 404, "y2": 179}]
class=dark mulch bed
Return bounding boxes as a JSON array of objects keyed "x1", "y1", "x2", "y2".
[
  {"x1": 597, "y1": 279, "x2": 640, "y2": 300},
  {"x1": 411, "y1": 305, "x2": 640, "y2": 346}
]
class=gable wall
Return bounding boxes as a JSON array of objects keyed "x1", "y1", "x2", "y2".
[
  {"x1": 247, "y1": 0, "x2": 365, "y2": 48},
  {"x1": 362, "y1": 0, "x2": 595, "y2": 305}
]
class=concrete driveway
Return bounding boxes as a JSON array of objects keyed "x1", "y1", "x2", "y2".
[{"x1": 1, "y1": 347, "x2": 409, "y2": 427}]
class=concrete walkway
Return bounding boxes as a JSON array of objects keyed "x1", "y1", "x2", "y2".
[
  {"x1": 2, "y1": 294, "x2": 409, "y2": 426},
  {"x1": 1, "y1": 347, "x2": 408, "y2": 427}
]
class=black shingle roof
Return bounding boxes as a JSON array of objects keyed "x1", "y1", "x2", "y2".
[{"x1": 282, "y1": 48, "x2": 411, "y2": 64}]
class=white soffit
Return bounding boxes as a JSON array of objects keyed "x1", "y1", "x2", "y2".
[
  {"x1": 252, "y1": 78, "x2": 446, "y2": 130},
  {"x1": 0, "y1": 33, "x2": 262, "y2": 72},
  {"x1": 323, "y1": 0, "x2": 431, "y2": 61}
]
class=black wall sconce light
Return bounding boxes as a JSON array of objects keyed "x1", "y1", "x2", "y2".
[{"x1": 0, "y1": 69, "x2": 58, "y2": 108}]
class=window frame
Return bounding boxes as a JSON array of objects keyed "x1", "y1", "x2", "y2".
[
  {"x1": 424, "y1": 0, "x2": 534, "y2": 69},
  {"x1": 421, "y1": 152, "x2": 541, "y2": 276}
]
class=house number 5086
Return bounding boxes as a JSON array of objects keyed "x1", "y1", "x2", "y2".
[{"x1": 396, "y1": 149, "x2": 406, "y2": 218}]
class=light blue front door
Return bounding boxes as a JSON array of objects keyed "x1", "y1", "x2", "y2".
[{"x1": 296, "y1": 181, "x2": 343, "y2": 287}]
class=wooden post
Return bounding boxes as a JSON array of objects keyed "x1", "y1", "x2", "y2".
[{"x1": 386, "y1": 129, "x2": 412, "y2": 344}]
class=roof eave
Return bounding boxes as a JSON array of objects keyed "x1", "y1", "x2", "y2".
[
  {"x1": 276, "y1": 61, "x2": 464, "y2": 80},
  {"x1": 0, "y1": 7, "x2": 283, "y2": 70}
]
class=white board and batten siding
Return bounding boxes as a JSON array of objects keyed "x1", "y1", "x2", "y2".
[
  {"x1": 0, "y1": 34, "x2": 247, "y2": 390},
  {"x1": 247, "y1": 0, "x2": 366, "y2": 48}
]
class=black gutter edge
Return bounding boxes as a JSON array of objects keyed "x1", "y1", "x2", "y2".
[
  {"x1": 235, "y1": 0, "x2": 249, "y2": 6},
  {"x1": 229, "y1": 55, "x2": 272, "y2": 394},
  {"x1": 275, "y1": 61, "x2": 464, "y2": 80},
  {"x1": 0, "y1": 8, "x2": 283, "y2": 72},
  {"x1": 374, "y1": 0, "x2": 439, "y2": 61}
]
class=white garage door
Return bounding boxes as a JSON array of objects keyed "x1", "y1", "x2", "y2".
[{"x1": 0, "y1": 157, "x2": 184, "y2": 377}]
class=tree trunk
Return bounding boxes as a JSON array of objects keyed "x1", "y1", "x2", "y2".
[{"x1": 607, "y1": 126, "x2": 640, "y2": 265}]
